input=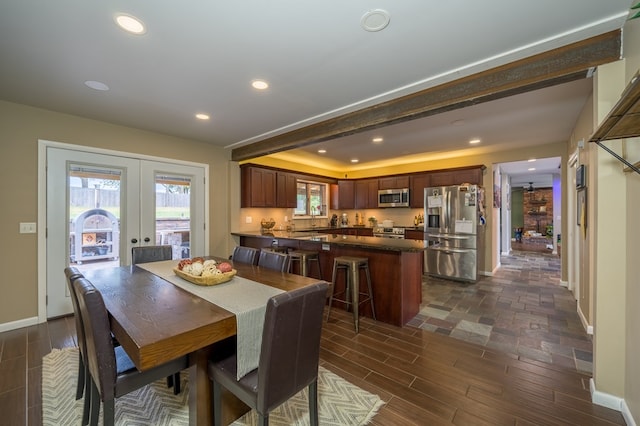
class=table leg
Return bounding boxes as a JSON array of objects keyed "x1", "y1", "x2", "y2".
[{"x1": 189, "y1": 347, "x2": 213, "y2": 426}]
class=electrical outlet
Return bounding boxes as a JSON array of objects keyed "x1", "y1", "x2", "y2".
[
  {"x1": 245, "y1": 216, "x2": 252, "y2": 224},
  {"x1": 284, "y1": 216, "x2": 288, "y2": 222},
  {"x1": 20, "y1": 222, "x2": 37, "y2": 233}
]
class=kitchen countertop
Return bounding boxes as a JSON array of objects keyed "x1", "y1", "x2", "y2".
[{"x1": 231, "y1": 230, "x2": 428, "y2": 252}]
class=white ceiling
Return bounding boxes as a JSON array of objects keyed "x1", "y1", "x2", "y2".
[{"x1": 0, "y1": 1, "x2": 633, "y2": 178}]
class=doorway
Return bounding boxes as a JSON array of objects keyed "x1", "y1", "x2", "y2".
[{"x1": 41, "y1": 142, "x2": 208, "y2": 318}]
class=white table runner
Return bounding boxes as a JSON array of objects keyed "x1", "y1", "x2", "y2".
[{"x1": 137, "y1": 260, "x2": 284, "y2": 379}]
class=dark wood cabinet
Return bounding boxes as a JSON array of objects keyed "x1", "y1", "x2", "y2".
[
  {"x1": 355, "y1": 179, "x2": 378, "y2": 209},
  {"x1": 276, "y1": 172, "x2": 296, "y2": 208},
  {"x1": 241, "y1": 166, "x2": 277, "y2": 207},
  {"x1": 404, "y1": 229, "x2": 425, "y2": 240},
  {"x1": 409, "y1": 173, "x2": 430, "y2": 208},
  {"x1": 338, "y1": 180, "x2": 355, "y2": 209},
  {"x1": 378, "y1": 176, "x2": 409, "y2": 190},
  {"x1": 429, "y1": 167, "x2": 483, "y2": 187}
]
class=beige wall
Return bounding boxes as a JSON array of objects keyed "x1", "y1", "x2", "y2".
[{"x1": 0, "y1": 100, "x2": 233, "y2": 326}]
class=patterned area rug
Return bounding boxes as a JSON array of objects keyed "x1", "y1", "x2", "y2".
[{"x1": 43, "y1": 348, "x2": 383, "y2": 425}]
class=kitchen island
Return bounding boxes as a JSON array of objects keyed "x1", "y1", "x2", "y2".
[{"x1": 231, "y1": 230, "x2": 427, "y2": 326}]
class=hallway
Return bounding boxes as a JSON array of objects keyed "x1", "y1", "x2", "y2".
[{"x1": 408, "y1": 251, "x2": 592, "y2": 374}]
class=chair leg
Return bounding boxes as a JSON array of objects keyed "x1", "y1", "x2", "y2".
[
  {"x1": 326, "y1": 260, "x2": 339, "y2": 322},
  {"x1": 82, "y1": 365, "x2": 91, "y2": 426},
  {"x1": 173, "y1": 372, "x2": 181, "y2": 395},
  {"x1": 89, "y1": 379, "x2": 100, "y2": 426},
  {"x1": 212, "y1": 378, "x2": 222, "y2": 426},
  {"x1": 76, "y1": 352, "x2": 85, "y2": 400},
  {"x1": 258, "y1": 413, "x2": 269, "y2": 426},
  {"x1": 103, "y1": 399, "x2": 115, "y2": 426},
  {"x1": 309, "y1": 380, "x2": 319, "y2": 426},
  {"x1": 167, "y1": 374, "x2": 174, "y2": 388}
]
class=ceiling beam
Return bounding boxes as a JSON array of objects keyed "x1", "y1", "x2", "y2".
[{"x1": 232, "y1": 30, "x2": 622, "y2": 162}]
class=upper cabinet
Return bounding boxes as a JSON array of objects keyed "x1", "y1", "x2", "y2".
[
  {"x1": 378, "y1": 175, "x2": 409, "y2": 190},
  {"x1": 355, "y1": 179, "x2": 378, "y2": 209},
  {"x1": 429, "y1": 167, "x2": 483, "y2": 187},
  {"x1": 276, "y1": 172, "x2": 297, "y2": 208},
  {"x1": 337, "y1": 180, "x2": 355, "y2": 210},
  {"x1": 409, "y1": 173, "x2": 430, "y2": 208},
  {"x1": 241, "y1": 166, "x2": 277, "y2": 208}
]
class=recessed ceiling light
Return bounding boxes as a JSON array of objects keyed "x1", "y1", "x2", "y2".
[
  {"x1": 469, "y1": 138, "x2": 481, "y2": 144},
  {"x1": 251, "y1": 80, "x2": 269, "y2": 90},
  {"x1": 115, "y1": 14, "x2": 146, "y2": 35},
  {"x1": 351, "y1": 159, "x2": 359, "y2": 163},
  {"x1": 317, "y1": 149, "x2": 326, "y2": 154},
  {"x1": 84, "y1": 80, "x2": 109, "y2": 91},
  {"x1": 528, "y1": 167, "x2": 536, "y2": 171},
  {"x1": 528, "y1": 158, "x2": 537, "y2": 162},
  {"x1": 372, "y1": 137, "x2": 383, "y2": 143},
  {"x1": 195, "y1": 113, "x2": 210, "y2": 120}
]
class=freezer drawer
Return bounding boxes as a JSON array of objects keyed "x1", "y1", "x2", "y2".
[{"x1": 426, "y1": 246, "x2": 477, "y2": 282}]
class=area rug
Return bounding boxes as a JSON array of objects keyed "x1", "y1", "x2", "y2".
[{"x1": 43, "y1": 348, "x2": 383, "y2": 425}]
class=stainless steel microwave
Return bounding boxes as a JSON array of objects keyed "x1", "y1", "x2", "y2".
[{"x1": 378, "y1": 188, "x2": 409, "y2": 208}]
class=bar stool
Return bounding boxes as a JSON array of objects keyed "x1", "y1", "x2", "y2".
[
  {"x1": 288, "y1": 250, "x2": 322, "y2": 279},
  {"x1": 327, "y1": 256, "x2": 376, "y2": 333}
]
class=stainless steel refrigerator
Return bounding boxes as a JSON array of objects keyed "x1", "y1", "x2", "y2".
[{"x1": 424, "y1": 184, "x2": 484, "y2": 282}]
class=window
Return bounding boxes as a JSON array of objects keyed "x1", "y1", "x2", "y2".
[{"x1": 294, "y1": 180, "x2": 327, "y2": 217}]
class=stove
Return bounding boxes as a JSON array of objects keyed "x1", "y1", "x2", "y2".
[{"x1": 373, "y1": 227, "x2": 405, "y2": 239}]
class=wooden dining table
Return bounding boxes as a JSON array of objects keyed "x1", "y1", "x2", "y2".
[{"x1": 83, "y1": 257, "x2": 327, "y2": 425}]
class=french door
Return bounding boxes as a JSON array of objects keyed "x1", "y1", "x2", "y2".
[{"x1": 45, "y1": 145, "x2": 206, "y2": 318}]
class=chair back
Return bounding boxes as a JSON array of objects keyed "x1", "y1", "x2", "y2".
[
  {"x1": 73, "y1": 277, "x2": 118, "y2": 401},
  {"x1": 131, "y1": 245, "x2": 172, "y2": 264},
  {"x1": 257, "y1": 250, "x2": 290, "y2": 272},
  {"x1": 231, "y1": 246, "x2": 259, "y2": 265},
  {"x1": 256, "y1": 282, "x2": 329, "y2": 414},
  {"x1": 64, "y1": 267, "x2": 85, "y2": 353}
]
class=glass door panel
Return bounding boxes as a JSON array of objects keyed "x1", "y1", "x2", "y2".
[{"x1": 155, "y1": 173, "x2": 192, "y2": 259}]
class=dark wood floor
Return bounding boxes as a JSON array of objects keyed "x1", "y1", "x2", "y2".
[{"x1": 0, "y1": 308, "x2": 626, "y2": 426}]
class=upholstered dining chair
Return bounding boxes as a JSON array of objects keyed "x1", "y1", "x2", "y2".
[
  {"x1": 231, "y1": 245, "x2": 260, "y2": 265},
  {"x1": 131, "y1": 244, "x2": 181, "y2": 393},
  {"x1": 64, "y1": 266, "x2": 92, "y2": 424},
  {"x1": 257, "y1": 249, "x2": 290, "y2": 272},
  {"x1": 131, "y1": 244, "x2": 172, "y2": 264},
  {"x1": 208, "y1": 282, "x2": 329, "y2": 426},
  {"x1": 73, "y1": 277, "x2": 189, "y2": 426}
]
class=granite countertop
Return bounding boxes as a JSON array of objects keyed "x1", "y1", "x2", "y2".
[{"x1": 231, "y1": 230, "x2": 428, "y2": 252}]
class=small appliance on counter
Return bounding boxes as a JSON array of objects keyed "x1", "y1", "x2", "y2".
[
  {"x1": 329, "y1": 214, "x2": 338, "y2": 227},
  {"x1": 340, "y1": 213, "x2": 349, "y2": 227}
]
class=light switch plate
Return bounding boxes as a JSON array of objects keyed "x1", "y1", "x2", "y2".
[{"x1": 20, "y1": 222, "x2": 37, "y2": 233}]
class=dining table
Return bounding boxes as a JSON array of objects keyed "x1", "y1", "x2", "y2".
[{"x1": 83, "y1": 257, "x2": 327, "y2": 426}]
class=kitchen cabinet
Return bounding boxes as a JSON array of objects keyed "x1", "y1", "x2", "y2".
[
  {"x1": 355, "y1": 179, "x2": 378, "y2": 209},
  {"x1": 429, "y1": 167, "x2": 483, "y2": 187},
  {"x1": 378, "y1": 176, "x2": 409, "y2": 190},
  {"x1": 338, "y1": 180, "x2": 355, "y2": 210},
  {"x1": 241, "y1": 165, "x2": 277, "y2": 207},
  {"x1": 404, "y1": 229, "x2": 426, "y2": 240},
  {"x1": 276, "y1": 172, "x2": 297, "y2": 208},
  {"x1": 409, "y1": 173, "x2": 431, "y2": 208}
]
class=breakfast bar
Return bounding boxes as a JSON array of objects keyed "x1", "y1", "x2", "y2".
[{"x1": 232, "y1": 230, "x2": 427, "y2": 326}]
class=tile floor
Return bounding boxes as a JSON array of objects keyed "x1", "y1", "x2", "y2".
[{"x1": 407, "y1": 250, "x2": 593, "y2": 374}]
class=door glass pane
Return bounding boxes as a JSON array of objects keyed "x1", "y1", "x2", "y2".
[
  {"x1": 156, "y1": 173, "x2": 191, "y2": 259},
  {"x1": 69, "y1": 165, "x2": 121, "y2": 271}
]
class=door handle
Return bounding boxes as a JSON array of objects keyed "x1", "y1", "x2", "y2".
[
  {"x1": 144, "y1": 237, "x2": 151, "y2": 243},
  {"x1": 131, "y1": 238, "x2": 138, "y2": 244}
]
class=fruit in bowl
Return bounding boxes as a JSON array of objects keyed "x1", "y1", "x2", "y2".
[{"x1": 261, "y1": 218, "x2": 276, "y2": 230}]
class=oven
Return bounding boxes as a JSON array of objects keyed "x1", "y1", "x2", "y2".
[{"x1": 373, "y1": 227, "x2": 405, "y2": 239}]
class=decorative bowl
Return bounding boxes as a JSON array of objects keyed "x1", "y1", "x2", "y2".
[
  {"x1": 261, "y1": 218, "x2": 276, "y2": 230},
  {"x1": 173, "y1": 268, "x2": 237, "y2": 286}
]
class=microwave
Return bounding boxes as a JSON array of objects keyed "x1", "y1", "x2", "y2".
[{"x1": 378, "y1": 188, "x2": 410, "y2": 208}]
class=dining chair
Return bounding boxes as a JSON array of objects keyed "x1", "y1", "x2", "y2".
[
  {"x1": 131, "y1": 244, "x2": 181, "y2": 393},
  {"x1": 64, "y1": 266, "x2": 92, "y2": 425},
  {"x1": 131, "y1": 244, "x2": 173, "y2": 264},
  {"x1": 257, "y1": 249, "x2": 290, "y2": 272},
  {"x1": 231, "y1": 245, "x2": 260, "y2": 265},
  {"x1": 208, "y1": 281, "x2": 329, "y2": 426},
  {"x1": 73, "y1": 277, "x2": 189, "y2": 426}
]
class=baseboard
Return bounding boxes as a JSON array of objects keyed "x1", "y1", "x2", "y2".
[
  {"x1": 480, "y1": 270, "x2": 493, "y2": 277},
  {"x1": 622, "y1": 399, "x2": 638, "y2": 426},
  {"x1": 0, "y1": 316, "x2": 39, "y2": 333},
  {"x1": 560, "y1": 279, "x2": 568, "y2": 288},
  {"x1": 590, "y1": 378, "x2": 624, "y2": 411},
  {"x1": 577, "y1": 304, "x2": 594, "y2": 335},
  {"x1": 491, "y1": 262, "x2": 501, "y2": 275}
]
